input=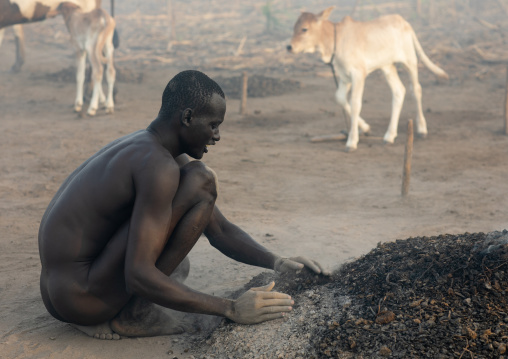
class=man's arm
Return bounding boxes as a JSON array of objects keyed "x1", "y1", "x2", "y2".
[
  {"x1": 124, "y1": 153, "x2": 294, "y2": 324},
  {"x1": 203, "y1": 205, "x2": 328, "y2": 275},
  {"x1": 204, "y1": 205, "x2": 279, "y2": 270},
  {"x1": 175, "y1": 154, "x2": 328, "y2": 275}
]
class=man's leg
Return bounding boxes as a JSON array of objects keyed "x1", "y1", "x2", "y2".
[
  {"x1": 44, "y1": 161, "x2": 219, "y2": 339},
  {"x1": 109, "y1": 161, "x2": 219, "y2": 337}
]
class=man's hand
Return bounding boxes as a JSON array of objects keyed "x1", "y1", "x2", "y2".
[
  {"x1": 228, "y1": 282, "x2": 293, "y2": 324},
  {"x1": 274, "y1": 256, "x2": 330, "y2": 275}
]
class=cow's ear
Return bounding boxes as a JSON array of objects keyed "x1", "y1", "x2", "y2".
[{"x1": 318, "y1": 6, "x2": 335, "y2": 21}]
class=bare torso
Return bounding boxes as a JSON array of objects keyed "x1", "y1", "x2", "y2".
[
  {"x1": 38, "y1": 129, "x2": 178, "y2": 323},
  {"x1": 40, "y1": 130, "x2": 167, "y2": 265}
]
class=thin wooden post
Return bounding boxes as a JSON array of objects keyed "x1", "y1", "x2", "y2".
[
  {"x1": 416, "y1": 0, "x2": 422, "y2": 17},
  {"x1": 240, "y1": 72, "x2": 248, "y2": 115},
  {"x1": 167, "y1": 0, "x2": 176, "y2": 51},
  {"x1": 401, "y1": 119, "x2": 414, "y2": 197},
  {"x1": 428, "y1": 0, "x2": 435, "y2": 25},
  {"x1": 351, "y1": 0, "x2": 361, "y2": 17},
  {"x1": 505, "y1": 65, "x2": 508, "y2": 135}
]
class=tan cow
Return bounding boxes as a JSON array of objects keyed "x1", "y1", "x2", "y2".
[
  {"x1": 287, "y1": 7, "x2": 448, "y2": 152},
  {"x1": 59, "y1": 2, "x2": 116, "y2": 116}
]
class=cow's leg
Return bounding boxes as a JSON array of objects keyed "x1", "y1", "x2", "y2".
[
  {"x1": 11, "y1": 25, "x2": 25, "y2": 73},
  {"x1": 75, "y1": 50, "x2": 87, "y2": 113},
  {"x1": 335, "y1": 79, "x2": 370, "y2": 134},
  {"x1": 405, "y1": 61, "x2": 427, "y2": 138},
  {"x1": 380, "y1": 65, "x2": 406, "y2": 144},
  {"x1": 103, "y1": 40, "x2": 115, "y2": 114},
  {"x1": 87, "y1": 43, "x2": 104, "y2": 116},
  {"x1": 345, "y1": 73, "x2": 366, "y2": 151}
]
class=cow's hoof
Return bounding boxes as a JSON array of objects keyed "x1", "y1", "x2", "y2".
[
  {"x1": 105, "y1": 107, "x2": 114, "y2": 114},
  {"x1": 74, "y1": 105, "x2": 82, "y2": 113},
  {"x1": 87, "y1": 108, "x2": 97, "y2": 116},
  {"x1": 11, "y1": 64, "x2": 22, "y2": 73},
  {"x1": 344, "y1": 146, "x2": 357, "y2": 153}
]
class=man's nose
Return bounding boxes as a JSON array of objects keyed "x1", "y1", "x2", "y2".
[
  {"x1": 286, "y1": 45, "x2": 292, "y2": 52},
  {"x1": 213, "y1": 130, "x2": 220, "y2": 141}
]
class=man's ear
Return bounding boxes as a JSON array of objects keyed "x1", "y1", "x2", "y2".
[{"x1": 181, "y1": 108, "x2": 193, "y2": 127}]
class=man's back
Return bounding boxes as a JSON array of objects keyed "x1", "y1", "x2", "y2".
[{"x1": 38, "y1": 130, "x2": 174, "y2": 267}]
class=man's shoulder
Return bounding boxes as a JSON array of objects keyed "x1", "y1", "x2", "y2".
[{"x1": 125, "y1": 135, "x2": 179, "y2": 175}]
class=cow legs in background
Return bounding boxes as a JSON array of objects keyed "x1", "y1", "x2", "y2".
[
  {"x1": 12, "y1": 25, "x2": 25, "y2": 73},
  {"x1": 0, "y1": 25, "x2": 25, "y2": 72},
  {"x1": 346, "y1": 74, "x2": 366, "y2": 151},
  {"x1": 61, "y1": 3, "x2": 116, "y2": 116},
  {"x1": 102, "y1": 30, "x2": 116, "y2": 114},
  {"x1": 405, "y1": 61, "x2": 427, "y2": 139},
  {"x1": 74, "y1": 50, "x2": 87, "y2": 113},
  {"x1": 380, "y1": 64, "x2": 406, "y2": 144},
  {"x1": 335, "y1": 79, "x2": 371, "y2": 139}
]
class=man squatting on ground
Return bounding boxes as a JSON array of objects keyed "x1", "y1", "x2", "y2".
[{"x1": 38, "y1": 70, "x2": 328, "y2": 339}]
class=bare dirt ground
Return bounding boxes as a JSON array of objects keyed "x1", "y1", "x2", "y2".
[{"x1": 0, "y1": 0, "x2": 507, "y2": 358}]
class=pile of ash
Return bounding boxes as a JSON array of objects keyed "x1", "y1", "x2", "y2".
[
  {"x1": 214, "y1": 75, "x2": 302, "y2": 99},
  {"x1": 35, "y1": 66, "x2": 143, "y2": 83},
  {"x1": 193, "y1": 230, "x2": 508, "y2": 359}
]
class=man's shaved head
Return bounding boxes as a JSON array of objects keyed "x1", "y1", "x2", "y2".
[{"x1": 159, "y1": 70, "x2": 225, "y2": 118}]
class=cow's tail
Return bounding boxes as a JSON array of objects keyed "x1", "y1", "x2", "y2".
[
  {"x1": 411, "y1": 30, "x2": 449, "y2": 80},
  {"x1": 112, "y1": 29, "x2": 119, "y2": 49},
  {"x1": 110, "y1": 0, "x2": 119, "y2": 48},
  {"x1": 96, "y1": 11, "x2": 115, "y2": 64}
]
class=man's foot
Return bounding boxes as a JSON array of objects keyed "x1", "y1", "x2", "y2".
[
  {"x1": 110, "y1": 297, "x2": 223, "y2": 337},
  {"x1": 70, "y1": 322, "x2": 121, "y2": 340},
  {"x1": 110, "y1": 298, "x2": 187, "y2": 337}
]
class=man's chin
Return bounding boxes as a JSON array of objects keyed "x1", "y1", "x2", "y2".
[{"x1": 186, "y1": 152, "x2": 204, "y2": 160}]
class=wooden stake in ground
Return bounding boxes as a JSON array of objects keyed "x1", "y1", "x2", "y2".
[
  {"x1": 167, "y1": 0, "x2": 176, "y2": 51},
  {"x1": 505, "y1": 65, "x2": 508, "y2": 135},
  {"x1": 401, "y1": 119, "x2": 414, "y2": 197},
  {"x1": 416, "y1": 0, "x2": 422, "y2": 17},
  {"x1": 428, "y1": 0, "x2": 435, "y2": 25},
  {"x1": 240, "y1": 72, "x2": 248, "y2": 115}
]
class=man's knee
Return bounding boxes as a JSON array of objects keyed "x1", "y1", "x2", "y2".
[{"x1": 180, "y1": 161, "x2": 218, "y2": 199}]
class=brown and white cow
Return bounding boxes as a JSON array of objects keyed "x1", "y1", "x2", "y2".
[
  {"x1": 0, "y1": 0, "x2": 102, "y2": 72},
  {"x1": 287, "y1": 7, "x2": 449, "y2": 152},
  {"x1": 59, "y1": 2, "x2": 115, "y2": 116}
]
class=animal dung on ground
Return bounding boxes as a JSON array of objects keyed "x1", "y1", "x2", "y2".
[
  {"x1": 214, "y1": 74, "x2": 301, "y2": 99},
  {"x1": 197, "y1": 230, "x2": 508, "y2": 358}
]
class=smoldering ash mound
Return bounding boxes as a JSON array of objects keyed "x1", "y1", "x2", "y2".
[{"x1": 192, "y1": 230, "x2": 508, "y2": 359}]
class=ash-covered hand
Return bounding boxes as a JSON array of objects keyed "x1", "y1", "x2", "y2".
[
  {"x1": 274, "y1": 256, "x2": 330, "y2": 275},
  {"x1": 229, "y1": 282, "x2": 294, "y2": 324}
]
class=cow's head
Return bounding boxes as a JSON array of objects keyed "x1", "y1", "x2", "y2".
[{"x1": 287, "y1": 7, "x2": 335, "y2": 54}]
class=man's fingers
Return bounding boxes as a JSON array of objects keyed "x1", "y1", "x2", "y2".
[
  {"x1": 256, "y1": 291, "x2": 291, "y2": 300},
  {"x1": 250, "y1": 281, "x2": 275, "y2": 292},
  {"x1": 258, "y1": 298, "x2": 293, "y2": 308},
  {"x1": 292, "y1": 256, "x2": 321, "y2": 274},
  {"x1": 312, "y1": 259, "x2": 331, "y2": 276},
  {"x1": 282, "y1": 261, "x2": 304, "y2": 271}
]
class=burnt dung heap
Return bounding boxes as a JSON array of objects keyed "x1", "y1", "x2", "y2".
[{"x1": 196, "y1": 230, "x2": 508, "y2": 359}]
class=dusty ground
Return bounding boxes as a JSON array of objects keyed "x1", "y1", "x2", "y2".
[{"x1": 0, "y1": 0, "x2": 507, "y2": 358}]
